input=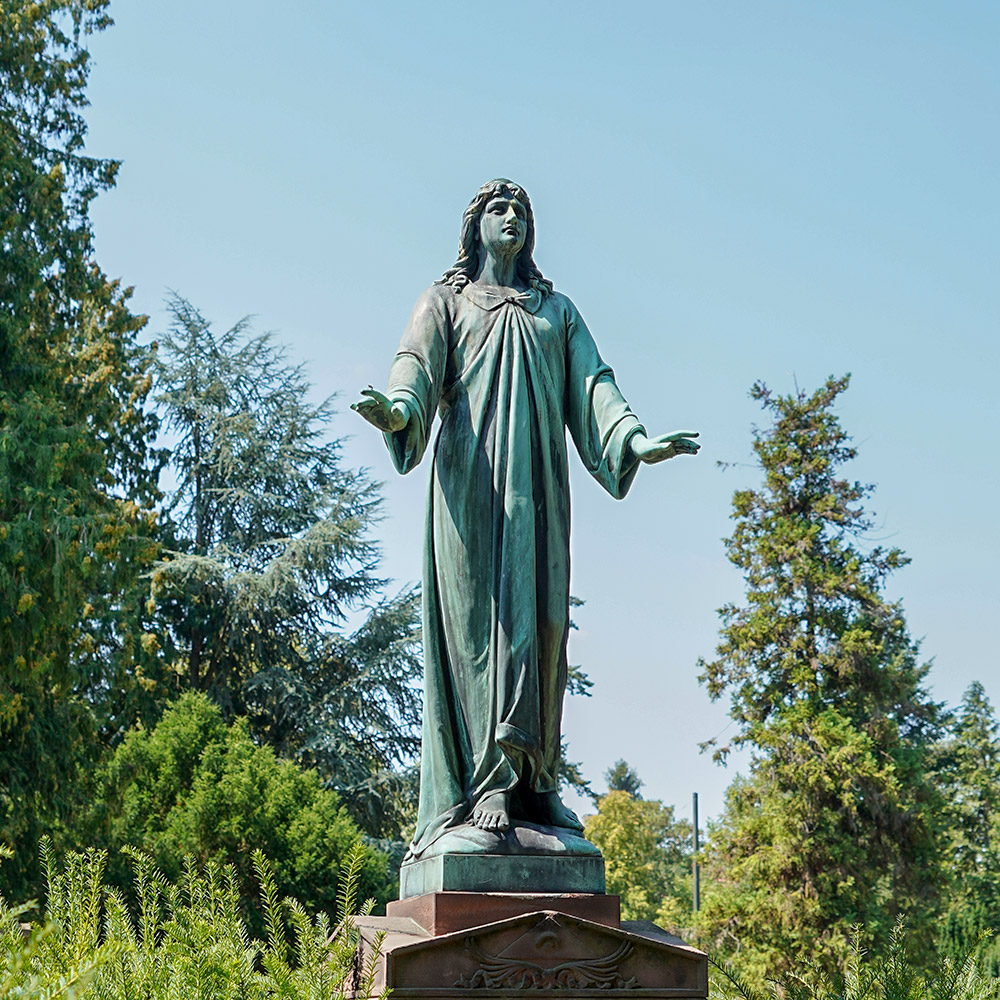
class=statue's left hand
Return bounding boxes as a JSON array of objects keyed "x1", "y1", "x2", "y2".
[
  {"x1": 350, "y1": 387, "x2": 410, "y2": 433},
  {"x1": 630, "y1": 430, "x2": 700, "y2": 464}
]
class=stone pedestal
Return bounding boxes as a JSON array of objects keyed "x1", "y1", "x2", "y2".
[
  {"x1": 349, "y1": 891, "x2": 708, "y2": 999},
  {"x1": 397, "y1": 821, "x2": 606, "y2": 899},
  {"x1": 400, "y1": 853, "x2": 606, "y2": 898}
]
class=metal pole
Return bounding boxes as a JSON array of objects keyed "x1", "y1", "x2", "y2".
[{"x1": 692, "y1": 792, "x2": 700, "y2": 913}]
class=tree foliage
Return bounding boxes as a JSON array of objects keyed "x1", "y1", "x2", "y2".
[
  {"x1": 697, "y1": 376, "x2": 944, "y2": 982},
  {"x1": 557, "y1": 615, "x2": 597, "y2": 801},
  {"x1": 583, "y1": 766, "x2": 692, "y2": 928},
  {"x1": 81, "y1": 692, "x2": 391, "y2": 927},
  {"x1": 934, "y1": 682, "x2": 1000, "y2": 975},
  {"x1": 0, "y1": 0, "x2": 162, "y2": 895},
  {"x1": 712, "y1": 918, "x2": 998, "y2": 1000},
  {"x1": 605, "y1": 759, "x2": 644, "y2": 798},
  {"x1": 151, "y1": 296, "x2": 422, "y2": 838}
]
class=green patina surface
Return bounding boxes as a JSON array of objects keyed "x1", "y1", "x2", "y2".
[
  {"x1": 400, "y1": 854, "x2": 606, "y2": 899},
  {"x1": 353, "y1": 180, "x2": 699, "y2": 865}
]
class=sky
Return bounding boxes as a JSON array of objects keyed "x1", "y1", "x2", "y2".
[{"x1": 83, "y1": 1, "x2": 999, "y2": 825}]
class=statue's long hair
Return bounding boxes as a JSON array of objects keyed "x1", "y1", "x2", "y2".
[{"x1": 436, "y1": 179, "x2": 553, "y2": 295}]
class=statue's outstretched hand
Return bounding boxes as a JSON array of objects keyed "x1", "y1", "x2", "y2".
[
  {"x1": 350, "y1": 387, "x2": 410, "y2": 433},
  {"x1": 630, "y1": 429, "x2": 700, "y2": 464}
]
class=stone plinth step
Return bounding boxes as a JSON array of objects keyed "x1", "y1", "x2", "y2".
[
  {"x1": 387, "y1": 890, "x2": 620, "y2": 935},
  {"x1": 399, "y1": 852, "x2": 605, "y2": 898}
]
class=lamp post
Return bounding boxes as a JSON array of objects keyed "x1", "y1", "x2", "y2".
[{"x1": 692, "y1": 792, "x2": 700, "y2": 913}]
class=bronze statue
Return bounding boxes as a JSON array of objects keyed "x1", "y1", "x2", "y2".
[{"x1": 354, "y1": 179, "x2": 699, "y2": 860}]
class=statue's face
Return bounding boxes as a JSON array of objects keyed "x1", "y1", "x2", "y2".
[{"x1": 478, "y1": 193, "x2": 527, "y2": 260}]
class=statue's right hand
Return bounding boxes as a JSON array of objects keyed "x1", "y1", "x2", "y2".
[{"x1": 351, "y1": 387, "x2": 409, "y2": 432}]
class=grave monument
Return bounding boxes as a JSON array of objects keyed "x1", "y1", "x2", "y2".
[{"x1": 350, "y1": 179, "x2": 706, "y2": 998}]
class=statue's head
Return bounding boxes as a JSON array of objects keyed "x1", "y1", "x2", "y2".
[{"x1": 437, "y1": 179, "x2": 553, "y2": 295}]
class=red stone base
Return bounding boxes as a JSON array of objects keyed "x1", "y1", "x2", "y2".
[{"x1": 386, "y1": 890, "x2": 620, "y2": 936}]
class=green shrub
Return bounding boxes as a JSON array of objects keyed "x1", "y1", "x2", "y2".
[
  {"x1": 0, "y1": 841, "x2": 386, "y2": 1000},
  {"x1": 712, "y1": 919, "x2": 999, "y2": 1000},
  {"x1": 80, "y1": 693, "x2": 392, "y2": 928}
]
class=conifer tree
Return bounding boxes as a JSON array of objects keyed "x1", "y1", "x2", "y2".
[
  {"x1": 934, "y1": 682, "x2": 1000, "y2": 975},
  {"x1": 605, "y1": 759, "x2": 644, "y2": 798},
  {"x1": 697, "y1": 376, "x2": 943, "y2": 982},
  {"x1": 151, "y1": 296, "x2": 422, "y2": 838},
  {"x1": 1, "y1": 1, "x2": 161, "y2": 891}
]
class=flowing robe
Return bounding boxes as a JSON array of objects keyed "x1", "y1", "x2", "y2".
[{"x1": 384, "y1": 281, "x2": 645, "y2": 858}]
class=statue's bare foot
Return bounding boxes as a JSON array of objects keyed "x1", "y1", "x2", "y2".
[
  {"x1": 537, "y1": 790, "x2": 584, "y2": 831},
  {"x1": 471, "y1": 791, "x2": 510, "y2": 832}
]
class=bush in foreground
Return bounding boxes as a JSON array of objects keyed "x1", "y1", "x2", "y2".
[
  {"x1": 0, "y1": 842, "x2": 386, "y2": 1000},
  {"x1": 712, "y1": 919, "x2": 998, "y2": 1000}
]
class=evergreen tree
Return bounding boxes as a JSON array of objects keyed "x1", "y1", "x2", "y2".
[
  {"x1": 697, "y1": 376, "x2": 943, "y2": 982},
  {"x1": 1, "y1": 1, "x2": 161, "y2": 892},
  {"x1": 934, "y1": 682, "x2": 1000, "y2": 975},
  {"x1": 151, "y1": 296, "x2": 421, "y2": 838},
  {"x1": 605, "y1": 759, "x2": 644, "y2": 798},
  {"x1": 557, "y1": 615, "x2": 597, "y2": 801}
]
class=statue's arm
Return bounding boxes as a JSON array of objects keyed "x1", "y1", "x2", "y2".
[
  {"x1": 563, "y1": 296, "x2": 700, "y2": 483},
  {"x1": 563, "y1": 299, "x2": 646, "y2": 499},
  {"x1": 352, "y1": 288, "x2": 448, "y2": 473}
]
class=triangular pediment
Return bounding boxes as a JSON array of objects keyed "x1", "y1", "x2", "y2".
[{"x1": 382, "y1": 909, "x2": 707, "y2": 996}]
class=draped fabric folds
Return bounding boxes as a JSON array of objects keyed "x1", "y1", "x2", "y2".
[{"x1": 383, "y1": 282, "x2": 644, "y2": 859}]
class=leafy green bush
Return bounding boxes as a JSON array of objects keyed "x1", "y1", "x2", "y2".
[
  {"x1": 0, "y1": 841, "x2": 386, "y2": 1000},
  {"x1": 583, "y1": 789, "x2": 692, "y2": 927},
  {"x1": 712, "y1": 919, "x2": 999, "y2": 1000},
  {"x1": 80, "y1": 693, "x2": 392, "y2": 928}
]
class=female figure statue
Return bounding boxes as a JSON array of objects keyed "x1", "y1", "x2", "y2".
[{"x1": 353, "y1": 179, "x2": 699, "y2": 860}]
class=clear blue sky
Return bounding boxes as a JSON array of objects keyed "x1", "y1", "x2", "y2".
[{"x1": 84, "y1": 1, "x2": 999, "y2": 823}]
